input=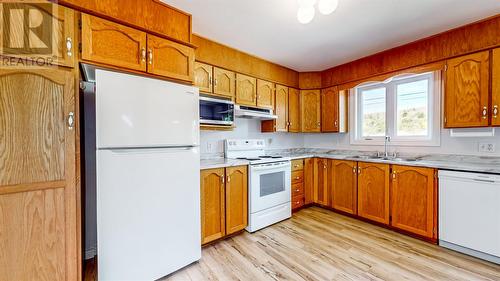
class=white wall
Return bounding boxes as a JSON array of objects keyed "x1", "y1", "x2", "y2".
[
  {"x1": 303, "y1": 129, "x2": 500, "y2": 156},
  {"x1": 200, "y1": 119, "x2": 304, "y2": 154}
]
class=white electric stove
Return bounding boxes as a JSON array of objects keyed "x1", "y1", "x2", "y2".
[{"x1": 225, "y1": 139, "x2": 291, "y2": 232}]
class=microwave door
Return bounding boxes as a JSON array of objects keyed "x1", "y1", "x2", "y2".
[{"x1": 199, "y1": 97, "x2": 234, "y2": 125}]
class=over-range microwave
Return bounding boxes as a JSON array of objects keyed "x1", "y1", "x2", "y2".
[{"x1": 199, "y1": 95, "x2": 235, "y2": 126}]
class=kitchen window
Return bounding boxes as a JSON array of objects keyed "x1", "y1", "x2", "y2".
[{"x1": 351, "y1": 71, "x2": 441, "y2": 146}]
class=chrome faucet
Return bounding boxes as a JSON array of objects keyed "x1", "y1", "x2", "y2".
[{"x1": 384, "y1": 136, "x2": 391, "y2": 158}]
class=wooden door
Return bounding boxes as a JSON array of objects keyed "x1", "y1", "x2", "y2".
[
  {"x1": 81, "y1": 14, "x2": 147, "y2": 71},
  {"x1": 301, "y1": 89, "x2": 321, "y2": 132},
  {"x1": 256, "y1": 80, "x2": 274, "y2": 109},
  {"x1": 391, "y1": 166, "x2": 437, "y2": 239},
  {"x1": 275, "y1": 85, "x2": 289, "y2": 132},
  {"x1": 304, "y1": 158, "x2": 315, "y2": 205},
  {"x1": 147, "y1": 34, "x2": 195, "y2": 82},
  {"x1": 0, "y1": 68, "x2": 77, "y2": 281},
  {"x1": 445, "y1": 51, "x2": 490, "y2": 128},
  {"x1": 288, "y1": 88, "x2": 301, "y2": 132},
  {"x1": 225, "y1": 166, "x2": 248, "y2": 235},
  {"x1": 357, "y1": 162, "x2": 390, "y2": 225},
  {"x1": 331, "y1": 160, "x2": 357, "y2": 214},
  {"x1": 214, "y1": 67, "x2": 236, "y2": 98},
  {"x1": 236, "y1": 74, "x2": 257, "y2": 106},
  {"x1": 200, "y1": 168, "x2": 225, "y2": 244},
  {"x1": 492, "y1": 48, "x2": 500, "y2": 126},
  {"x1": 321, "y1": 86, "x2": 339, "y2": 132},
  {"x1": 314, "y1": 159, "x2": 329, "y2": 206},
  {"x1": 194, "y1": 62, "x2": 213, "y2": 93},
  {"x1": 1, "y1": 4, "x2": 75, "y2": 68}
]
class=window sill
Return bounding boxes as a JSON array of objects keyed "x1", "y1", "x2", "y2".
[{"x1": 350, "y1": 139, "x2": 441, "y2": 147}]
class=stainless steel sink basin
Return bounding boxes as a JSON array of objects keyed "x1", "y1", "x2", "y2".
[{"x1": 349, "y1": 155, "x2": 420, "y2": 162}]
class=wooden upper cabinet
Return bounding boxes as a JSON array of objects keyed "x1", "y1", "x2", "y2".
[
  {"x1": 225, "y1": 166, "x2": 248, "y2": 235},
  {"x1": 391, "y1": 166, "x2": 437, "y2": 239},
  {"x1": 314, "y1": 159, "x2": 329, "y2": 206},
  {"x1": 194, "y1": 62, "x2": 213, "y2": 93},
  {"x1": 257, "y1": 80, "x2": 275, "y2": 109},
  {"x1": 214, "y1": 68, "x2": 236, "y2": 98},
  {"x1": 1, "y1": 4, "x2": 75, "y2": 68},
  {"x1": 445, "y1": 51, "x2": 490, "y2": 128},
  {"x1": 236, "y1": 74, "x2": 257, "y2": 106},
  {"x1": 275, "y1": 85, "x2": 289, "y2": 132},
  {"x1": 492, "y1": 48, "x2": 500, "y2": 126},
  {"x1": 0, "y1": 68, "x2": 77, "y2": 281},
  {"x1": 288, "y1": 88, "x2": 301, "y2": 133},
  {"x1": 81, "y1": 14, "x2": 147, "y2": 71},
  {"x1": 146, "y1": 34, "x2": 194, "y2": 82},
  {"x1": 357, "y1": 162, "x2": 390, "y2": 225},
  {"x1": 301, "y1": 89, "x2": 321, "y2": 132},
  {"x1": 331, "y1": 160, "x2": 357, "y2": 215},
  {"x1": 321, "y1": 86, "x2": 339, "y2": 132},
  {"x1": 200, "y1": 168, "x2": 225, "y2": 244},
  {"x1": 304, "y1": 158, "x2": 315, "y2": 205}
]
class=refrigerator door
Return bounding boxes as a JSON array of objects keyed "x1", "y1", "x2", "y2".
[
  {"x1": 96, "y1": 69, "x2": 199, "y2": 148},
  {"x1": 97, "y1": 147, "x2": 201, "y2": 281}
]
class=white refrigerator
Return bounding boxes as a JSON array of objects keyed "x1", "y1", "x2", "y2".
[{"x1": 93, "y1": 69, "x2": 201, "y2": 280}]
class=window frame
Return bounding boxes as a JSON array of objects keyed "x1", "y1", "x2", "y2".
[{"x1": 350, "y1": 71, "x2": 441, "y2": 147}]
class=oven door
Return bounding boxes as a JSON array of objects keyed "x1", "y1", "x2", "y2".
[{"x1": 249, "y1": 161, "x2": 291, "y2": 213}]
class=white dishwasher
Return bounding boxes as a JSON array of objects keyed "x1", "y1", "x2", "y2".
[{"x1": 439, "y1": 170, "x2": 500, "y2": 264}]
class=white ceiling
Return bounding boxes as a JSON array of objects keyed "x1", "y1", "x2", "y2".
[{"x1": 163, "y1": 0, "x2": 500, "y2": 71}]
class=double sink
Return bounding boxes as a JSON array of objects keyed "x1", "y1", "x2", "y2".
[{"x1": 349, "y1": 155, "x2": 421, "y2": 162}]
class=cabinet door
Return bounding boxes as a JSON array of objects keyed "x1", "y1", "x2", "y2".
[
  {"x1": 275, "y1": 85, "x2": 289, "y2": 132},
  {"x1": 147, "y1": 34, "x2": 195, "y2": 82},
  {"x1": 236, "y1": 74, "x2": 257, "y2": 106},
  {"x1": 357, "y1": 162, "x2": 390, "y2": 224},
  {"x1": 391, "y1": 166, "x2": 436, "y2": 239},
  {"x1": 331, "y1": 160, "x2": 357, "y2": 214},
  {"x1": 288, "y1": 88, "x2": 301, "y2": 132},
  {"x1": 194, "y1": 62, "x2": 213, "y2": 93},
  {"x1": 314, "y1": 159, "x2": 329, "y2": 206},
  {"x1": 200, "y1": 168, "x2": 225, "y2": 244},
  {"x1": 225, "y1": 166, "x2": 248, "y2": 235},
  {"x1": 492, "y1": 48, "x2": 500, "y2": 126},
  {"x1": 304, "y1": 158, "x2": 315, "y2": 204},
  {"x1": 301, "y1": 89, "x2": 321, "y2": 132},
  {"x1": 214, "y1": 67, "x2": 236, "y2": 98},
  {"x1": 321, "y1": 86, "x2": 339, "y2": 132},
  {"x1": 2, "y1": 4, "x2": 75, "y2": 68},
  {"x1": 257, "y1": 80, "x2": 274, "y2": 109},
  {"x1": 0, "y1": 68, "x2": 77, "y2": 281},
  {"x1": 445, "y1": 51, "x2": 490, "y2": 128},
  {"x1": 81, "y1": 14, "x2": 147, "y2": 71}
]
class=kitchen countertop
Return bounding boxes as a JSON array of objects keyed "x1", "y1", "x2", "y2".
[{"x1": 201, "y1": 149, "x2": 500, "y2": 174}]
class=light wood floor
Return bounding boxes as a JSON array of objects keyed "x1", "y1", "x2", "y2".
[{"x1": 86, "y1": 207, "x2": 500, "y2": 281}]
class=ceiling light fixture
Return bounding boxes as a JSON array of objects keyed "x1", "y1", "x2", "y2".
[{"x1": 297, "y1": 0, "x2": 339, "y2": 24}]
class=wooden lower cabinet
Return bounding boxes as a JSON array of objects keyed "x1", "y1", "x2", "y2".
[
  {"x1": 331, "y1": 160, "x2": 357, "y2": 215},
  {"x1": 0, "y1": 68, "x2": 78, "y2": 281},
  {"x1": 314, "y1": 158, "x2": 329, "y2": 206},
  {"x1": 225, "y1": 166, "x2": 248, "y2": 235},
  {"x1": 200, "y1": 166, "x2": 248, "y2": 244},
  {"x1": 200, "y1": 168, "x2": 225, "y2": 244},
  {"x1": 291, "y1": 159, "x2": 305, "y2": 211},
  {"x1": 304, "y1": 158, "x2": 315, "y2": 205},
  {"x1": 357, "y1": 162, "x2": 390, "y2": 224},
  {"x1": 390, "y1": 166, "x2": 437, "y2": 239}
]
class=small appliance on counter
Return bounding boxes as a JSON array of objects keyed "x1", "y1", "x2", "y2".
[
  {"x1": 225, "y1": 139, "x2": 291, "y2": 232},
  {"x1": 199, "y1": 95, "x2": 234, "y2": 126}
]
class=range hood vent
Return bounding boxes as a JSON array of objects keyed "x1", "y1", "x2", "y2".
[{"x1": 234, "y1": 105, "x2": 277, "y2": 120}]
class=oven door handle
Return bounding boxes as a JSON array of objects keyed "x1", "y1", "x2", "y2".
[{"x1": 250, "y1": 163, "x2": 291, "y2": 172}]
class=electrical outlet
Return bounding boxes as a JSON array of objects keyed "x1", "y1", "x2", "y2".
[
  {"x1": 206, "y1": 142, "x2": 213, "y2": 153},
  {"x1": 479, "y1": 142, "x2": 496, "y2": 153}
]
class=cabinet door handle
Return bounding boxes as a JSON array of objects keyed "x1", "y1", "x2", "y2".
[
  {"x1": 334, "y1": 120, "x2": 338, "y2": 127},
  {"x1": 295, "y1": 176, "x2": 300, "y2": 180},
  {"x1": 226, "y1": 175, "x2": 230, "y2": 183},
  {"x1": 482, "y1": 106, "x2": 488, "y2": 119},
  {"x1": 392, "y1": 171, "x2": 397, "y2": 180},
  {"x1": 148, "y1": 49, "x2": 153, "y2": 65},
  {"x1": 358, "y1": 167, "x2": 361, "y2": 174},
  {"x1": 352, "y1": 168, "x2": 356, "y2": 174},
  {"x1": 209, "y1": 77, "x2": 213, "y2": 86},
  {"x1": 140, "y1": 48, "x2": 146, "y2": 63},
  {"x1": 220, "y1": 175, "x2": 225, "y2": 184},
  {"x1": 66, "y1": 37, "x2": 73, "y2": 57},
  {"x1": 67, "y1": 112, "x2": 75, "y2": 130},
  {"x1": 493, "y1": 105, "x2": 498, "y2": 118}
]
